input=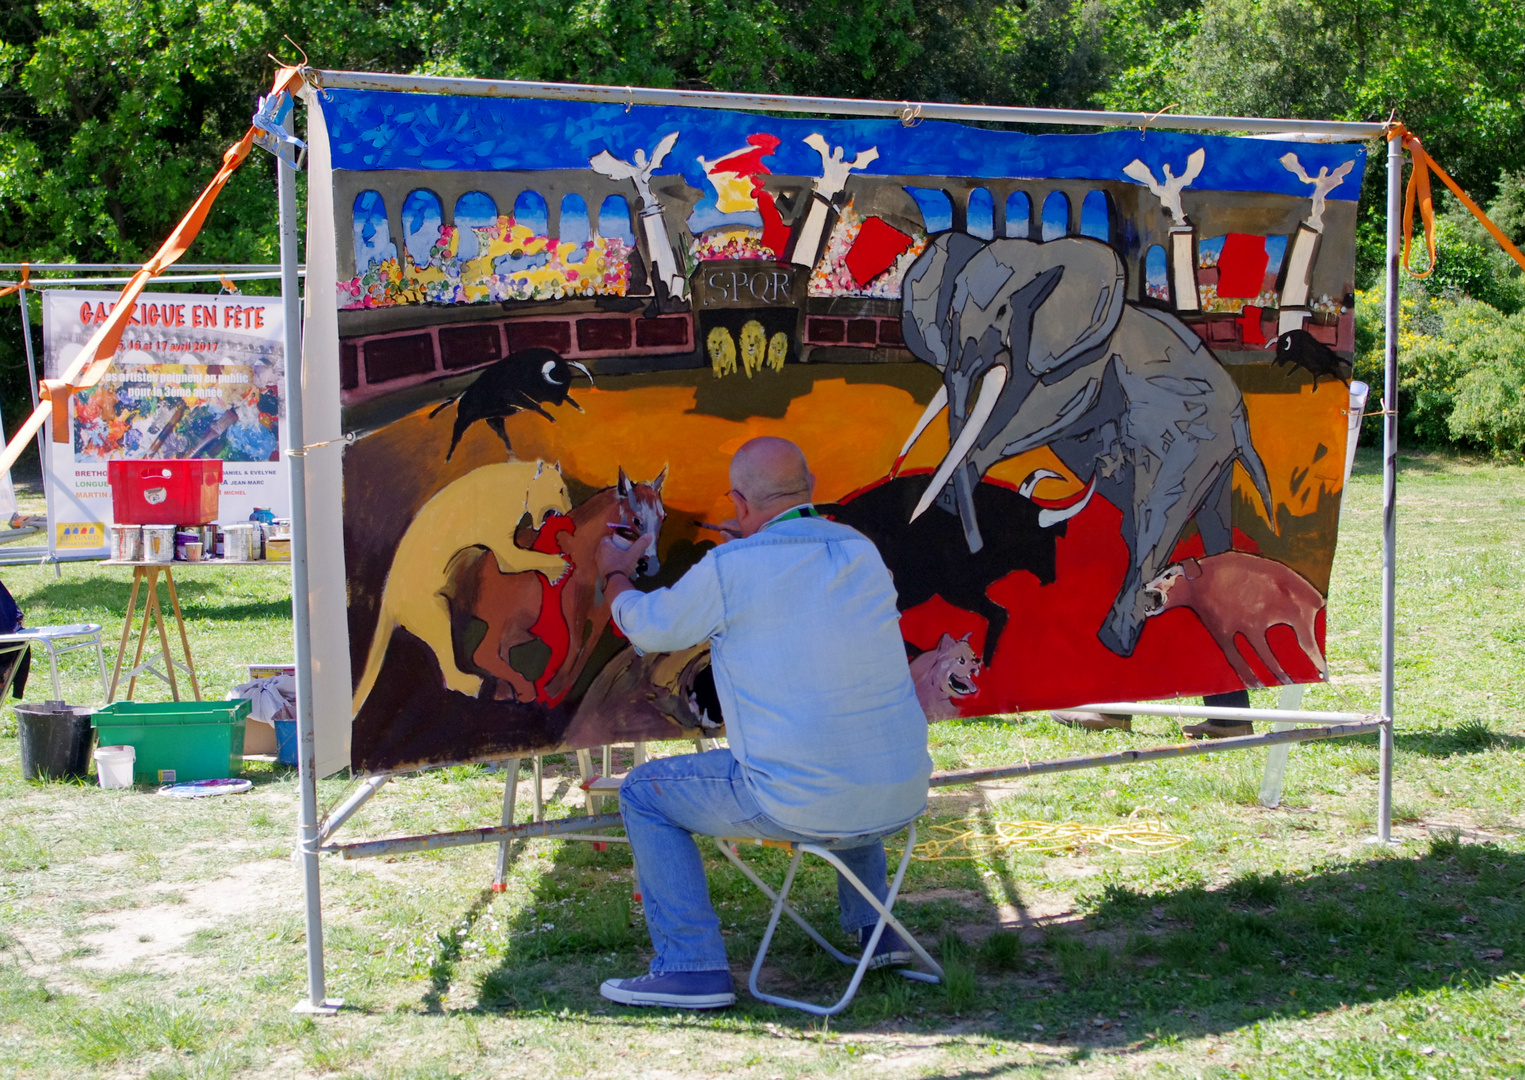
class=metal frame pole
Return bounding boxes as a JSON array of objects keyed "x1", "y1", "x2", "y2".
[
  {"x1": 15, "y1": 289, "x2": 49, "y2": 512},
  {"x1": 1377, "y1": 133, "x2": 1402, "y2": 843},
  {"x1": 280, "y1": 155, "x2": 338, "y2": 1015}
]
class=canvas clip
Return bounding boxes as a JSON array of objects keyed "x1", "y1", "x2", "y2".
[
  {"x1": 288, "y1": 433, "x2": 357, "y2": 458},
  {"x1": 900, "y1": 103, "x2": 923, "y2": 128}
]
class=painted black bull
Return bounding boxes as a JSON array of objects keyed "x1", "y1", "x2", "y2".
[{"x1": 821, "y1": 470, "x2": 1091, "y2": 665}]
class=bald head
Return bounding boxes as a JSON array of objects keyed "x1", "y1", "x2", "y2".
[{"x1": 730, "y1": 437, "x2": 812, "y2": 504}]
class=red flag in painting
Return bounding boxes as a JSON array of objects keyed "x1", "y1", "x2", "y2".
[
  {"x1": 845, "y1": 217, "x2": 915, "y2": 286},
  {"x1": 1216, "y1": 233, "x2": 1270, "y2": 298}
]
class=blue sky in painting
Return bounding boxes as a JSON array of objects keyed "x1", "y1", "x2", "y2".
[{"x1": 319, "y1": 90, "x2": 1367, "y2": 203}]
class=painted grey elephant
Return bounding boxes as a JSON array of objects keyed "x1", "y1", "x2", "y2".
[{"x1": 897, "y1": 234, "x2": 1274, "y2": 658}]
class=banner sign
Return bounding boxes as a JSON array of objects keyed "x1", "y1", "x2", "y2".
[
  {"x1": 299, "y1": 89, "x2": 1366, "y2": 774},
  {"x1": 42, "y1": 290, "x2": 288, "y2": 555}
]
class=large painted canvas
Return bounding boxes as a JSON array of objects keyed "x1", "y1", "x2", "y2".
[{"x1": 309, "y1": 89, "x2": 1366, "y2": 774}]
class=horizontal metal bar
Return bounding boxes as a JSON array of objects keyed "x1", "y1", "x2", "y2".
[
  {"x1": 928, "y1": 720, "x2": 1386, "y2": 786},
  {"x1": 313, "y1": 70, "x2": 1389, "y2": 139},
  {"x1": 3, "y1": 271, "x2": 300, "y2": 288},
  {"x1": 0, "y1": 263, "x2": 296, "y2": 272},
  {"x1": 327, "y1": 812, "x2": 625, "y2": 859},
  {"x1": 1074, "y1": 702, "x2": 1378, "y2": 724}
]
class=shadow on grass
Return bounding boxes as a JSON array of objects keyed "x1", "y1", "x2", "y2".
[
  {"x1": 421, "y1": 816, "x2": 1524, "y2": 1063},
  {"x1": 1394, "y1": 722, "x2": 1525, "y2": 757},
  {"x1": 18, "y1": 573, "x2": 290, "y2": 623}
]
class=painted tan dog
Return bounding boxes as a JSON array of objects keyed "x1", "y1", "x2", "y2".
[{"x1": 351, "y1": 460, "x2": 572, "y2": 713}]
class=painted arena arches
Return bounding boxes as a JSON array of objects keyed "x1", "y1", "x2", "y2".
[{"x1": 310, "y1": 88, "x2": 1367, "y2": 772}]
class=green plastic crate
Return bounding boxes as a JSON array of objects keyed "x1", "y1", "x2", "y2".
[{"x1": 91, "y1": 700, "x2": 249, "y2": 785}]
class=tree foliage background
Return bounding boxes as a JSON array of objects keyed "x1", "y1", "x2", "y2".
[{"x1": 2, "y1": 0, "x2": 1523, "y2": 468}]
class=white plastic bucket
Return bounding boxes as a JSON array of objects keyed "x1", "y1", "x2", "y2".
[
  {"x1": 94, "y1": 744, "x2": 135, "y2": 789},
  {"x1": 142, "y1": 525, "x2": 176, "y2": 563}
]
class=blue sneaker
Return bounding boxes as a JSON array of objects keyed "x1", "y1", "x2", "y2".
[
  {"x1": 859, "y1": 924, "x2": 913, "y2": 969},
  {"x1": 599, "y1": 970, "x2": 736, "y2": 1009}
]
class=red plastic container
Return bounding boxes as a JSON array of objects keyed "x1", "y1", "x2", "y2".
[{"x1": 108, "y1": 459, "x2": 223, "y2": 525}]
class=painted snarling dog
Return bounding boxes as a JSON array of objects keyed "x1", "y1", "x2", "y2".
[
  {"x1": 909, "y1": 632, "x2": 982, "y2": 722},
  {"x1": 453, "y1": 467, "x2": 668, "y2": 705},
  {"x1": 898, "y1": 233, "x2": 1275, "y2": 658},
  {"x1": 351, "y1": 460, "x2": 572, "y2": 713},
  {"x1": 1141, "y1": 552, "x2": 1327, "y2": 686}
]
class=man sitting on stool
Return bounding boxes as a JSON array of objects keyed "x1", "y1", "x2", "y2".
[{"x1": 594, "y1": 437, "x2": 932, "y2": 1009}]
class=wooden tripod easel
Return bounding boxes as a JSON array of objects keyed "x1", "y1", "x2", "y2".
[{"x1": 107, "y1": 564, "x2": 201, "y2": 702}]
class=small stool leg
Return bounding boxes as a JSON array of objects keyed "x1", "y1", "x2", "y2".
[{"x1": 531, "y1": 755, "x2": 544, "y2": 822}]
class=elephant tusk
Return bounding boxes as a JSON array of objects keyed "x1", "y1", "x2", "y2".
[
  {"x1": 1038, "y1": 475, "x2": 1097, "y2": 527},
  {"x1": 910, "y1": 365, "x2": 1008, "y2": 522},
  {"x1": 891, "y1": 384, "x2": 947, "y2": 476}
]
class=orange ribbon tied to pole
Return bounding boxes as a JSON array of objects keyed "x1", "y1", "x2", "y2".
[
  {"x1": 1391, "y1": 123, "x2": 1525, "y2": 280},
  {"x1": 0, "y1": 67, "x2": 307, "y2": 476},
  {"x1": 0, "y1": 263, "x2": 29, "y2": 299}
]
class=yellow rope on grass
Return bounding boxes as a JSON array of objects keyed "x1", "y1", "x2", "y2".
[{"x1": 907, "y1": 809, "x2": 1189, "y2": 860}]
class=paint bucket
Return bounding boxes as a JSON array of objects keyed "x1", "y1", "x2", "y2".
[
  {"x1": 142, "y1": 525, "x2": 176, "y2": 563},
  {"x1": 94, "y1": 744, "x2": 136, "y2": 789},
  {"x1": 223, "y1": 523, "x2": 257, "y2": 562},
  {"x1": 109, "y1": 524, "x2": 143, "y2": 562},
  {"x1": 274, "y1": 719, "x2": 298, "y2": 766},
  {"x1": 15, "y1": 702, "x2": 94, "y2": 781},
  {"x1": 178, "y1": 541, "x2": 203, "y2": 562}
]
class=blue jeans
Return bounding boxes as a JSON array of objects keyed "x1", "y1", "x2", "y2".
[{"x1": 619, "y1": 749, "x2": 900, "y2": 973}]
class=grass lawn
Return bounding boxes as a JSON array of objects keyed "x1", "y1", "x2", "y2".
[{"x1": 0, "y1": 447, "x2": 1522, "y2": 1079}]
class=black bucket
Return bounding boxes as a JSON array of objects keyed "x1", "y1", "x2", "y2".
[{"x1": 15, "y1": 702, "x2": 95, "y2": 781}]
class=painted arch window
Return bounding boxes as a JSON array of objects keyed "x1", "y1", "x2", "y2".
[
  {"x1": 400, "y1": 189, "x2": 444, "y2": 268},
  {"x1": 905, "y1": 187, "x2": 954, "y2": 234},
  {"x1": 453, "y1": 192, "x2": 498, "y2": 261},
  {"x1": 1080, "y1": 190, "x2": 1112, "y2": 241},
  {"x1": 512, "y1": 190, "x2": 550, "y2": 237},
  {"x1": 560, "y1": 193, "x2": 591, "y2": 262},
  {"x1": 1143, "y1": 244, "x2": 1170, "y2": 301},
  {"x1": 597, "y1": 196, "x2": 636, "y2": 245},
  {"x1": 352, "y1": 190, "x2": 396, "y2": 271},
  {"x1": 1040, "y1": 191, "x2": 1069, "y2": 242},
  {"x1": 967, "y1": 188, "x2": 995, "y2": 240},
  {"x1": 1004, "y1": 191, "x2": 1031, "y2": 238}
]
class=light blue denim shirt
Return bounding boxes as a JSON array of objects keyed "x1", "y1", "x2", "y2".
[{"x1": 610, "y1": 509, "x2": 932, "y2": 839}]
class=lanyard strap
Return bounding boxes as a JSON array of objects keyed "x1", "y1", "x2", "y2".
[{"x1": 761, "y1": 505, "x2": 818, "y2": 530}]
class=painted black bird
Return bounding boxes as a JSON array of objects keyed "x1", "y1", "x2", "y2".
[
  {"x1": 430, "y1": 347, "x2": 594, "y2": 460},
  {"x1": 1270, "y1": 329, "x2": 1352, "y2": 386}
]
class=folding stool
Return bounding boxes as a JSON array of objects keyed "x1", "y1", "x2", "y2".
[{"x1": 714, "y1": 821, "x2": 942, "y2": 1016}]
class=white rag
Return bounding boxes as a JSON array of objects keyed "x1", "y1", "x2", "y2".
[{"x1": 231, "y1": 673, "x2": 297, "y2": 726}]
